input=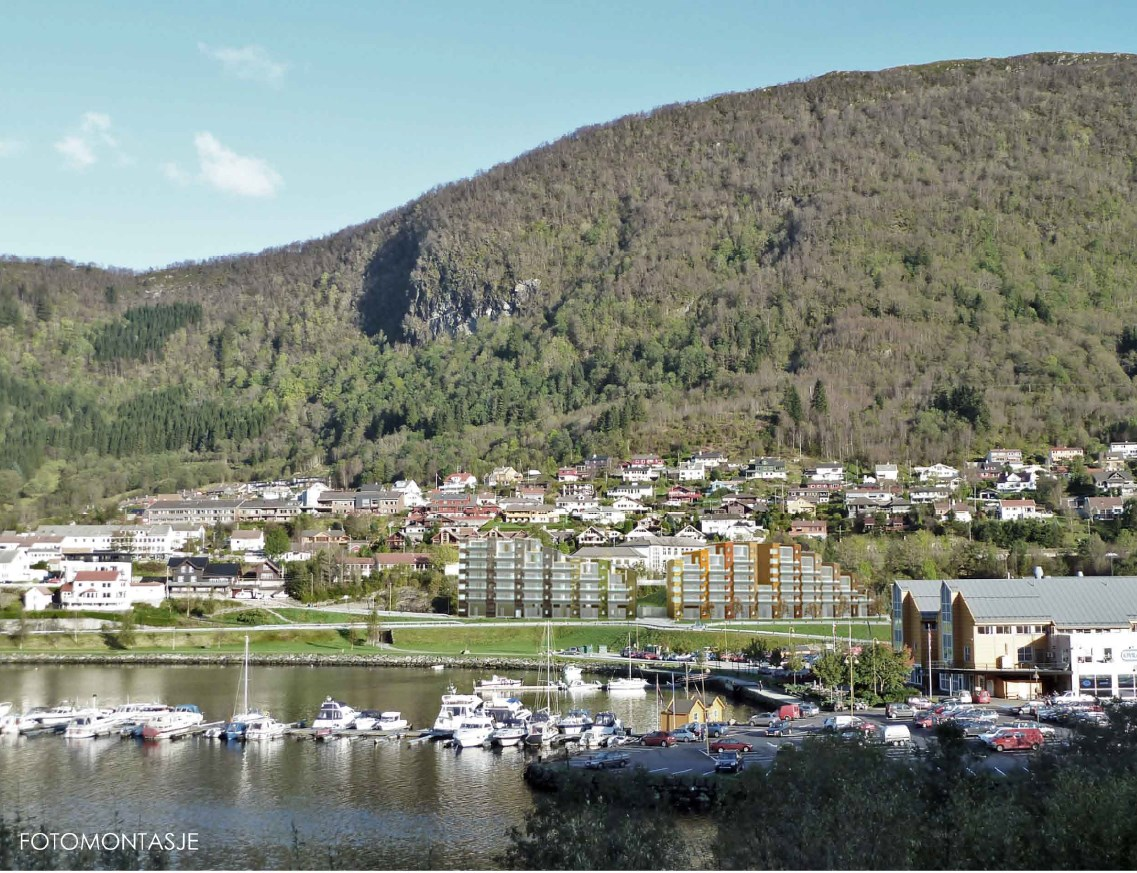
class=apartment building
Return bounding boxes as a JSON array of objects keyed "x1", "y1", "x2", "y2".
[
  {"x1": 665, "y1": 541, "x2": 872, "y2": 622},
  {"x1": 458, "y1": 538, "x2": 638, "y2": 619}
]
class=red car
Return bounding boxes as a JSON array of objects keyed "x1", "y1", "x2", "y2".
[
  {"x1": 709, "y1": 738, "x2": 754, "y2": 753},
  {"x1": 642, "y1": 731, "x2": 677, "y2": 747}
]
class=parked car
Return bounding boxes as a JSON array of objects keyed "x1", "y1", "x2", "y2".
[
  {"x1": 669, "y1": 728, "x2": 700, "y2": 743},
  {"x1": 709, "y1": 738, "x2": 754, "y2": 753},
  {"x1": 913, "y1": 711, "x2": 938, "y2": 729},
  {"x1": 766, "y1": 719, "x2": 793, "y2": 737},
  {"x1": 705, "y1": 721, "x2": 730, "y2": 738},
  {"x1": 1050, "y1": 690, "x2": 1095, "y2": 704},
  {"x1": 907, "y1": 696, "x2": 934, "y2": 710},
  {"x1": 972, "y1": 689, "x2": 992, "y2": 704},
  {"x1": 821, "y1": 715, "x2": 863, "y2": 732},
  {"x1": 798, "y1": 702, "x2": 820, "y2": 717},
  {"x1": 982, "y1": 727, "x2": 1044, "y2": 752},
  {"x1": 642, "y1": 731, "x2": 677, "y2": 747},
  {"x1": 585, "y1": 750, "x2": 630, "y2": 769},
  {"x1": 953, "y1": 718, "x2": 991, "y2": 737},
  {"x1": 749, "y1": 712, "x2": 777, "y2": 727},
  {"x1": 778, "y1": 704, "x2": 801, "y2": 720},
  {"x1": 714, "y1": 750, "x2": 745, "y2": 773},
  {"x1": 886, "y1": 703, "x2": 915, "y2": 720}
]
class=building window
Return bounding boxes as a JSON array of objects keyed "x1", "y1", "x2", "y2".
[{"x1": 1017, "y1": 646, "x2": 1034, "y2": 663}]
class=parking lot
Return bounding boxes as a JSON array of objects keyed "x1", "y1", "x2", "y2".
[{"x1": 567, "y1": 702, "x2": 1072, "y2": 778}]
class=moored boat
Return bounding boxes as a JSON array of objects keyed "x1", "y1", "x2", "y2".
[
  {"x1": 64, "y1": 712, "x2": 118, "y2": 739},
  {"x1": 432, "y1": 686, "x2": 485, "y2": 738},
  {"x1": 490, "y1": 719, "x2": 527, "y2": 747},
  {"x1": 311, "y1": 697, "x2": 359, "y2": 731},
  {"x1": 484, "y1": 696, "x2": 532, "y2": 726},
  {"x1": 558, "y1": 708, "x2": 593, "y2": 737},
  {"x1": 376, "y1": 712, "x2": 409, "y2": 732},
  {"x1": 141, "y1": 705, "x2": 204, "y2": 740},
  {"x1": 475, "y1": 674, "x2": 523, "y2": 691},
  {"x1": 244, "y1": 714, "x2": 288, "y2": 740},
  {"x1": 452, "y1": 713, "x2": 496, "y2": 748}
]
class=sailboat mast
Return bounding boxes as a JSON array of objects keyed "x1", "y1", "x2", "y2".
[{"x1": 248, "y1": 635, "x2": 252, "y2": 714}]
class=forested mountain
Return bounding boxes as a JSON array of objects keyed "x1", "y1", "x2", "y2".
[{"x1": 4, "y1": 52, "x2": 1137, "y2": 524}]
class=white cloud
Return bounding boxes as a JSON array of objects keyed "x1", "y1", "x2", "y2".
[
  {"x1": 199, "y1": 43, "x2": 287, "y2": 85},
  {"x1": 54, "y1": 112, "x2": 123, "y2": 169},
  {"x1": 193, "y1": 132, "x2": 282, "y2": 197},
  {"x1": 161, "y1": 161, "x2": 191, "y2": 185},
  {"x1": 0, "y1": 138, "x2": 23, "y2": 157}
]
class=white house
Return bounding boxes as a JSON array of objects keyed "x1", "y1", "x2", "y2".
[
  {"x1": 914, "y1": 463, "x2": 960, "y2": 482},
  {"x1": 22, "y1": 585, "x2": 55, "y2": 611},
  {"x1": 700, "y1": 518, "x2": 763, "y2": 540},
  {"x1": 610, "y1": 496, "x2": 648, "y2": 513},
  {"x1": 875, "y1": 464, "x2": 900, "y2": 482},
  {"x1": 299, "y1": 482, "x2": 330, "y2": 508},
  {"x1": 608, "y1": 483, "x2": 654, "y2": 500},
  {"x1": 441, "y1": 472, "x2": 478, "y2": 492},
  {"x1": 1109, "y1": 442, "x2": 1137, "y2": 460},
  {"x1": 674, "y1": 461, "x2": 707, "y2": 482},
  {"x1": 59, "y1": 564, "x2": 133, "y2": 611},
  {"x1": 809, "y1": 463, "x2": 845, "y2": 483},
  {"x1": 230, "y1": 529, "x2": 265, "y2": 553},
  {"x1": 998, "y1": 499, "x2": 1053, "y2": 522},
  {"x1": 392, "y1": 479, "x2": 427, "y2": 508}
]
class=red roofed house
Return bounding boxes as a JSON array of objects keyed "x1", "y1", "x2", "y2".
[{"x1": 59, "y1": 560, "x2": 166, "y2": 610}]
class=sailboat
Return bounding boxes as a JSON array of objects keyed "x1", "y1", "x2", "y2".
[
  {"x1": 606, "y1": 638, "x2": 648, "y2": 692},
  {"x1": 524, "y1": 622, "x2": 561, "y2": 746},
  {"x1": 224, "y1": 636, "x2": 287, "y2": 741}
]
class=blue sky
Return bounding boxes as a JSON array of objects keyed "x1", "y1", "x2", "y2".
[{"x1": 2, "y1": 1, "x2": 1134, "y2": 270}]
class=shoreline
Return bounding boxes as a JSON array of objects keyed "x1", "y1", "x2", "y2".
[{"x1": 0, "y1": 651, "x2": 631, "y2": 672}]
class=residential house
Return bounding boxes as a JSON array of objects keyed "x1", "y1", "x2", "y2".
[
  {"x1": 487, "y1": 467, "x2": 522, "y2": 487},
  {"x1": 913, "y1": 463, "x2": 960, "y2": 482},
  {"x1": 441, "y1": 472, "x2": 478, "y2": 492},
  {"x1": 809, "y1": 463, "x2": 844, "y2": 483},
  {"x1": 236, "y1": 499, "x2": 302, "y2": 523},
  {"x1": 744, "y1": 457, "x2": 787, "y2": 481},
  {"x1": 555, "y1": 467, "x2": 580, "y2": 483},
  {"x1": 909, "y1": 485, "x2": 954, "y2": 504},
  {"x1": 232, "y1": 560, "x2": 287, "y2": 599},
  {"x1": 674, "y1": 461, "x2": 707, "y2": 482},
  {"x1": 610, "y1": 496, "x2": 648, "y2": 513},
  {"x1": 875, "y1": 463, "x2": 900, "y2": 482},
  {"x1": 575, "y1": 526, "x2": 621, "y2": 547},
  {"x1": 666, "y1": 486, "x2": 702, "y2": 506},
  {"x1": 785, "y1": 497, "x2": 816, "y2": 517},
  {"x1": 627, "y1": 453, "x2": 665, "y2": 470},
  {"x1": 391, "y1": 479, "x2": 427, "y2": 508},
  {"x1": 229, "y1": 530, "x2": 265, "y2": 553},
  {"x1": 986, "y1": 449, "x2": 1024, "y2": 465},
  {"x1": 995, "y1": 471, "x2": 1036, "y2": 493},
  {"x1": 998, "y1": 499, "x2": 1053, "y2": 522},
  {"x1": 299, "y1": 529, "x2": 351, "y2": 549},
  {"x1": 620, "y1": 464, "x2": 659, "y2": 483},
  {"x1": 933, "y1": 501, "x2": 974, "y2": 524},
  {"x1": 608, "y1": 483, "x2": 654, "y2": 500},
  {"x1": 1109, "y1": 442, "x2": 1137, "y2": 460},
  {"x1": 23, "y1": 585, "x2": 55, "y2": 611},
  {"x1": 700, "y1": 518, "x2": 763, "y2": 540},
  {"x1": 1079, "y1": 496, "x2": 1126, "y2": 521},
  {"x1": 1048, "y1": 447, "x2": 1084, "y2": 466},
  {"x1": 498, "y1": 501, "x2": 556, "y2": 525},
  {"x1": 691, "y1": 450, "x2": 728, "y2": 468},
  {"x1": 166, "y1": 558, "x2": 241, "y2": 598},
  {"x1": 1092, "y1": 469, "x2": 1137, "y2": 497},
  {"x1": 790, "y1": 520, "x2": 828, "y2": 539}
]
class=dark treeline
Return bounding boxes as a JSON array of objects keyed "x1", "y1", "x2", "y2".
[
  {"x1": 506, "y1": 713, "x2": 1137, "y2": 870},
  {"x1": 5, "y1": 54, "x2": 1137, "y2": 522},
  {"x1": 91, "y1": 302, "x2": 203, "y2": 362}
]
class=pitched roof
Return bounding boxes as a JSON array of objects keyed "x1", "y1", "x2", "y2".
[{"x1": 72, "y1": 570, "x2": 119, "y2": 582}]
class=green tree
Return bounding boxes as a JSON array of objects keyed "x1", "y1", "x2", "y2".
[
  {"x1": 810, "y1": 379, "x2": 829, "y2": 416},
  {"x1": 783, "y1": 384, "x2": 803, "y2": 426},
  {"x1": 501, "y1": 771, "x2": 691, "y2": 869},
  {"x1": 116, "y1": 610, "x2": 137, "y2": 648},
  {"x1": 263, "y1": 524, "x2": 292, "y2": 557}
]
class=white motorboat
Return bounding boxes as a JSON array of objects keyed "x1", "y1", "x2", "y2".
[
  {"x1": 34, "y1": 703, "x2": 80, "y2": 728},
  {"x1": 311, "y1": 697, "x2": 359, "y2": 731},
  {"x1": 244, "y1": 715, "x2": 288, "y2": 740},
  {"x1": 105, "y1": 702, "x2": 173, "y2": 727},
  {"x1": 475, "y1": 674, "x2": 523, "y2": 691},
  {"x1": 0, "y1": 702, "x2": 11, "y2": 718},
  {"x1": 560, "y1": 665, "x2": 602, "y2": 692},
  {"x1": 376, "y1": 712, "x2": 409, "y2": 732},
  {"x1": 490, "y1": 719, "x2": 527, "y2": 747},
  {"x1": 432, "y1": 686, "x2": 486, "y2": 737},
  {"x1": 452, "y1": 713, "x2": 496, "y2": 748},
  {"x1": 64, "y1": 712, "x2": 118, "y2": 739},
  {"x1": 141, "y1": 705, "x2": 204, "y2": 740},
  {"x1": 587, "y1": 711, "x2": 623, "y2": 742},
  {"x1": 351, "y1": 710, "x2": 384, "y2": 730},
  {"x1": 485, "y1": 696, "x2": 533, "y2": 726},
  {"x1": 524, "y1": 711, "x2": 559, "y2": 746},
  {"x1": 558, "y1": 708, "x2": 593, "y2": 737}
]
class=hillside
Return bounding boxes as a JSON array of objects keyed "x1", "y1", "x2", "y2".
[{"x1": 4, "y1": 52, "x2": 1137, "y2": 523}]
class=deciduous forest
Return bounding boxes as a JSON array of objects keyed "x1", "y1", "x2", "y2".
[{"x1": 4, "y1": 53, "x2": 1137, "y2": 523}]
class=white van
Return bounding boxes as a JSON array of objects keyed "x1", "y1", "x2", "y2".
[
  {"x1": 822, "y1": 715, "x2": 862, "y2": 731},
  {"x1": 882, "y1": 724, "x2": 912, "y2": 746}
]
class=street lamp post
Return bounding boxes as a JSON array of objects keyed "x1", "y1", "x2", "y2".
[
  {"x1": 790, "y1": 625, "x2": 796, "y2": 685},
  {"x1": 1032, "y1": 669, "x2": 1040, "y2": 723}
]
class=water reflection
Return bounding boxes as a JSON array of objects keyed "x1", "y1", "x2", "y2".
[{"x1": 0, "y1": 663, "x2": 741, "y2": 869}]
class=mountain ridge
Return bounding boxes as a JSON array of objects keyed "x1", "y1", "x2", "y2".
[{"x1": 3, "y1": 51, "x2": 1137, "y2": 523}]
